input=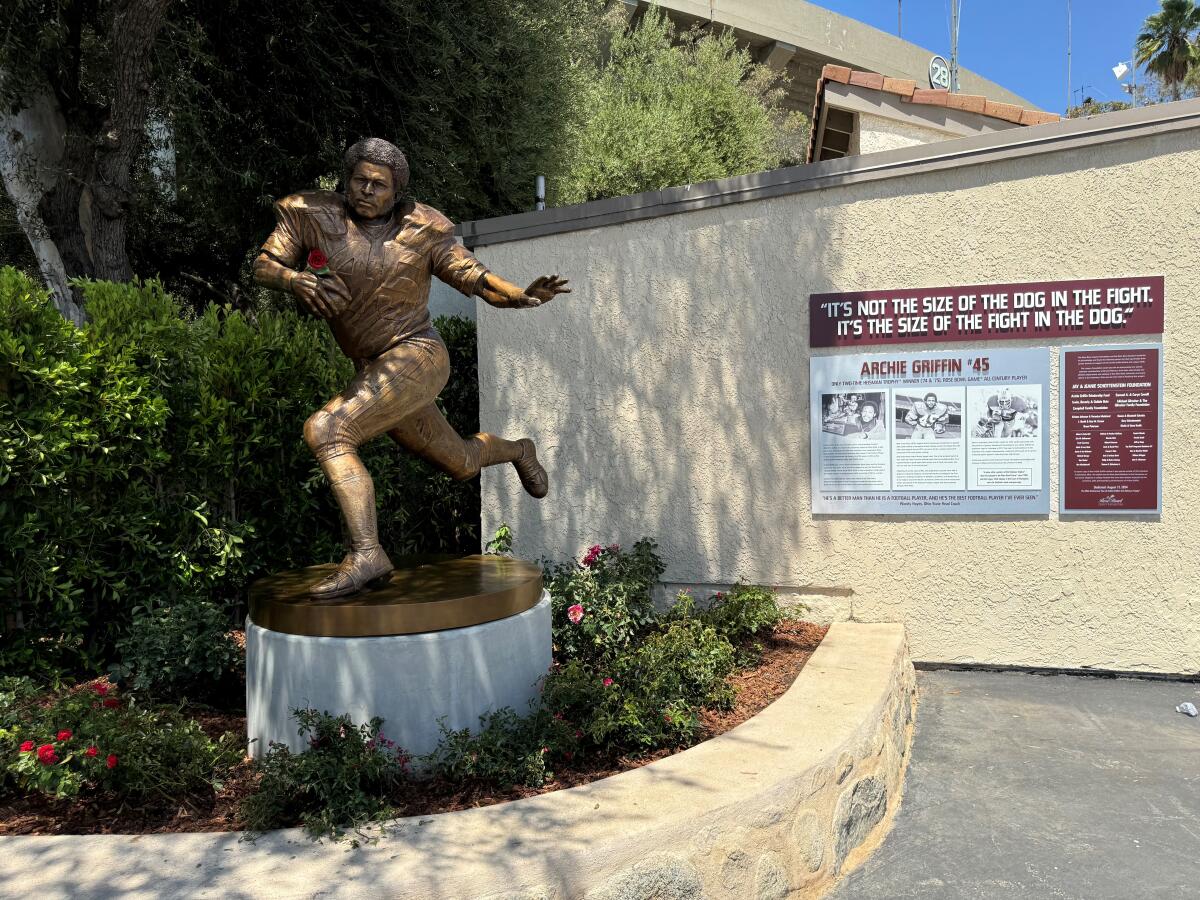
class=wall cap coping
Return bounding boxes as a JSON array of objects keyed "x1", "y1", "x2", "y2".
[{"x1": 458, "y1": 98, "x2": 1200, "y2": 249}]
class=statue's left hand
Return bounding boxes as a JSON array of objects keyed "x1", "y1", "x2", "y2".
[{"x1": 517, "y1": 274, "x2": 571, "y2": 308}]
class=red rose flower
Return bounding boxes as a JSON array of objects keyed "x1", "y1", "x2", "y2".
[
  {"x1": 85, "y1": 746, "x2": 99, "y2": 758},
  {"x1": 56, "y1": 729, "x2": 72, "y2": 741},
  {"x1": 103, "y1": 698, "x2": 119, "y2": 709},
  {"x1": 19, "y1": 741, "x2": 34, "y2": 753},
  {"x1": 36, "y1": 744, "x2": 58, "y2": 765},
  {"x1": 106, "y1": 754, "x2": 118, "y2": 769},
  {"x1": 307, "y1": 249, "x2": 329, "y2": 272},
  {"x1": 92, "y1": 682, "x2": 110, "y2": 696}
]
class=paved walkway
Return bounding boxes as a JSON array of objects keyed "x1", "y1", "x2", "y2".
[{"x1": 829, "y1": 669, "x2": 1200, "y2": 900}]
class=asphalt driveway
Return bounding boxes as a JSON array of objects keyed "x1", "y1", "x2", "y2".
[{"x1": 829, "y1": 669, "x2": 1200, "y2": 899}]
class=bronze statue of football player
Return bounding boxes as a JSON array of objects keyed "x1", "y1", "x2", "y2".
[{"x1": 254, "y1": 138, "x2": 569, "y2": 598}]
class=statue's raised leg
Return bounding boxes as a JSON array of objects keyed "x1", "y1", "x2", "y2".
[{"x1": 389, "y1": 403, "x2": 548, "y2": 498}]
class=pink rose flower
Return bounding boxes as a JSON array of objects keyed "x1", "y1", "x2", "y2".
[
  {"x1": 567, "y1": 604, "x2": 585, "y2": 625},
  {"x1": 581, "y1": 544, "x2": 603, "y2": 567},
  {"x1": 603, "y1": 677, "x2": 613, "y2": 687}
]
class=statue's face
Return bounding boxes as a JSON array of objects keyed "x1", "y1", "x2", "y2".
[{"x1": 348, "y1": 160, "x2": 396, "y2": 219}]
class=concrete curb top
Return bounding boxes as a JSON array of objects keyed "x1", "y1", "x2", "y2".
[
  {"x1": 457, "y1": 98, "x2": 1200, "y2": 249},
  {"x1": 0, "y1": 622, "x2": 916, "y2": 900}
]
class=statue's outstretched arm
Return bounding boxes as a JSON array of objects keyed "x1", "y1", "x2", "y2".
[{"x1": 475, "y1": 271, "x2": 571, "y2": 309}]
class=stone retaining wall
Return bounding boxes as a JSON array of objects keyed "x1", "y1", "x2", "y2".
[{"x1": 0, "y1": 622, "x2": 914, "y2": 899}]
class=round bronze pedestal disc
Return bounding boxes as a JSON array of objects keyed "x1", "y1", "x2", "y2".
[{"x1": 248, "y1": 554, "x2": 544, "y2": 637}]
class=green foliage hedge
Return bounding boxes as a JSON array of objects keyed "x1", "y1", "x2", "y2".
[{"x1": 0, "y1": 267, "x2": 480, "y2": 676}]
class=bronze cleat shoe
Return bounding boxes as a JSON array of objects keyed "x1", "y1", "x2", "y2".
[
  {"x1": 310, "y1": 544, "x2": 394, "y2": 599},
  {"x1": 513, "y1": 438, "x2": 549, "y2": 499}
]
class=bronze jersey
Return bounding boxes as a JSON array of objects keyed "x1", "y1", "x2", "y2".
[{"x1": 261, "y1": 190, "x2": 489, "y2": 360}]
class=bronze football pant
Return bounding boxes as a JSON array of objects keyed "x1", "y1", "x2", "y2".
[{"x1": 302, "y1": 331, "x2": 522, "y2": 553}]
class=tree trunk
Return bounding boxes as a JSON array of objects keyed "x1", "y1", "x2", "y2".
[
  {"x1": 0, "y1": 80, "x2": 87, "y2": 324},
  {"x1": 88, "y1": 0, "x2": 173, "y2": 283},
  {"x1": 1, "y1": 0, "x2": 172, "y2": 322}
]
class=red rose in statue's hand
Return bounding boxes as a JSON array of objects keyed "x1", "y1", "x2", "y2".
[{"x1": 307, "y1": 249, "x2": 330, "y2": 273}]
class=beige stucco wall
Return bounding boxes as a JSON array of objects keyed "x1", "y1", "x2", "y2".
[
  {"x1": 855, "y1": 110, "x2": 958, "y2": 155},
  {"x1": 473, "y1": 123, "x2": 1200, "y2": 674}
]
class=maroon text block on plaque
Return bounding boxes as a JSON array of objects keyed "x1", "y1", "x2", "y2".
[
  {"x1": 1061, "y1": 345, "x2": 1162, "y2": 514},
  {"x1": 809, "y1": 276, "x2": 1164, "y2": 348}
]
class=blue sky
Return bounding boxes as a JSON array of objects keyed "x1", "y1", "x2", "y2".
[{"x1": 815, "y1": 1, "x2": 1164, "y2": 113}]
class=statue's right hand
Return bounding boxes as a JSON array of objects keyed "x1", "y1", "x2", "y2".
[{"x1": 291, "y1": 271, "x2": 336, "y2": 318}]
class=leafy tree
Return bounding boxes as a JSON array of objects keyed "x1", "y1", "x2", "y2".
[
  {"x1": 131, "y1": 0, "x2": 602, "y2": 309},
  {"x1": 552, "y1": 7, "x2": 808, "y2": 206},
  {"x1": 0, "y1": 0, "x2": 603, "y2": 319},
  {"x1": 1066, "y1": 98, "x2": 1132, "y2": 119},
  {"x1": 1135, "y1": 0, "x2": 1200, "y2": 102}
]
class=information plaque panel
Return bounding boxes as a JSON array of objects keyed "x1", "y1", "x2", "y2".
[
  {"x1": 809, "y1": 276, "x2": 1164, "y2": 348},
  {"x1": 1060, "y1": 343, "x2": 1163, "y2": 515},
  {"x1": 810, "y1": 349, "x2": 1050, "y2": 515}
]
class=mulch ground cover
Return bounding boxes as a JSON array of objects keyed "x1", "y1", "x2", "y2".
[{"x1": 0, "y1": 620, "x2": 826, "y2": 835}]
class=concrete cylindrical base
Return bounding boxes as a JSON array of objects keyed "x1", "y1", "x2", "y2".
[{"x1": 246, "y1": 591, "x2": 552, "y2": 759}]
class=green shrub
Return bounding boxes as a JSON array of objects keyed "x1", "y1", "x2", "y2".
[
  {"x1": 112, "y1": 597, "x2": 241, "y2": 702},
  {"x1": 0, "y1": 681, "x2": 240, "y2": 801},
  {"x1": 0, "y1": 267, "x2": 480, "y2": 677},
  {"x1": 241, "y1": 708, "x2": 409, "y2": 842},
  {"x1": 544, "y1": 539, "x2": 664, "y2": 665},
  {"x1": 484, "y1": 522, "x2": 514, "y2": 555},
  {"x1": 422, "y1": 707, "x2": 576, "y2": 789},
  {"x1": 699, "y1": 584, "x2": 783, "y2": 643},
  {"x1": 544, "y1": 618, "x2": 735, "y2": 753}
]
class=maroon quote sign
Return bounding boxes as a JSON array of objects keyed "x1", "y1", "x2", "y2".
[
  {"x1": 809, "y1": 276, "x2": 1164, "y2": 348},
  {"x1": 1062, "y1": 345, "x2": 1162, "y2": 513}
]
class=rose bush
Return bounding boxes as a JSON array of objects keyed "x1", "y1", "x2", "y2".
[
  {"x1": 0, "y1": 679, "x2": 239, "y2": 801},
  {"x1": 544, "y1": 539, "x2": 664, "y2": 665}
]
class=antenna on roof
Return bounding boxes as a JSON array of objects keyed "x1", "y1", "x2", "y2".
[
  {"x1": 949, "y1": 0, "x2": 961, "y2": 92},
  {"x1": 1067, "y1": 0, "x2": 1073, "y2": 113}
]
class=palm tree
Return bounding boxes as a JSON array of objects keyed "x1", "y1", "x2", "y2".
[{"x1": 1135, "y1": 0, "x2": 1200, "y2": 102}]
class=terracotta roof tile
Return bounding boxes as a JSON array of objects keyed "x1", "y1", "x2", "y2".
[
  {"x1": 882, "y1": 77, "x2": 917, "y2": 97},
  {"x1": 983, "y1": 100, "x2": 1025, "y2": 124},
  {"x1": 945, "y1": 92, "x2": 987, "y2": 114},
  {"x1": 822, "y1": 64, "x2": 852, "y2": 84},
  {"x1": 849, "y1": 70, "x2": 885, "y2": 90},
  {"x1": 910, "y1": 88, "x2": 949, "y2": 106},
  {"x1": 1019, "y1": 109, "x2": 1061, "y2": 126}
]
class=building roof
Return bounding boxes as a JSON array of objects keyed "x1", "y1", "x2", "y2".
[
  {"x1": 807, "y1": 65, "x2": 1061, "y2": 163},
  {"x1": 633, "y1": 0, "x2": 1040, "y2": 117}
]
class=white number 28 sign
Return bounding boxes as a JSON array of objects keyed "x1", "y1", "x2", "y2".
[{"x1": 929, "y1": 55, "x2": 951, "y2": 90}]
